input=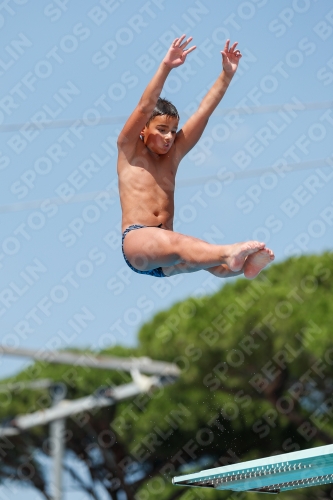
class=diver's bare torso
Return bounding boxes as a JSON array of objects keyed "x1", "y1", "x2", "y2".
[{"x1": 118, "y1": 137, "x2": 181, "y2": 232}]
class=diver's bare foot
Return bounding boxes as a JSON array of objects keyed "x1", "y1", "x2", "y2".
[
  {"x1": 243, "y1": 248, "x2": 275, "y2": 279},
  {"x1": 225, "y1": 241, "x2": 266, "y2": 272}
]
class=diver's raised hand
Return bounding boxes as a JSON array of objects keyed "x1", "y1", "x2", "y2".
[
  {"x1": 163, "y1": 35, "x2": 196, "y2": 68},
  {"x1": 221, "y1": 39, "x2": 242, "y2": 76}
]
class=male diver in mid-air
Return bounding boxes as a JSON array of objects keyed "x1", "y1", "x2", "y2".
[{"x1": 117, "y1": 36, "x2": 274, "y2": 279}]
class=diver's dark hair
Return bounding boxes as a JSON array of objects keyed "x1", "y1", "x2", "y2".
[{"x1": 146, "y1": 97, "x2": 179, "y2": 126}]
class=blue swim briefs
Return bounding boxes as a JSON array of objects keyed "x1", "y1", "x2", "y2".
[{"x1": 122, "y1": 224, "x2": 166, "y2": 278}]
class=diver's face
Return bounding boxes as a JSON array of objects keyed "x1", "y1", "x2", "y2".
[{"x1": 141, "y1": 115, "x2": 179, "y2": 154}]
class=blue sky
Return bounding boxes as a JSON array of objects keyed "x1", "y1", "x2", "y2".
[{"x1": 0, "y1": 0, "x2": 333, "y2": 497}]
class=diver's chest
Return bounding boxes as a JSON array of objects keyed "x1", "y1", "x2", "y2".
[{"x1": 151, "y1": 164, "x2": 176, "y2": 190}]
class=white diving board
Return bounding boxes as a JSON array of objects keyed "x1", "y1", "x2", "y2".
[{"x1": 173, "y1": 444, "x2": 333, "y2": 494}]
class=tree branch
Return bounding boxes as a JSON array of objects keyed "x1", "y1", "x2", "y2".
[{"x1": 64, "y1": 463, "x2": 100, "y2": 500}]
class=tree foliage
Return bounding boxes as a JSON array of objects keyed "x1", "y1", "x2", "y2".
[{"x1": 1, "y1": 253, "x2": 333, "y2": 499}]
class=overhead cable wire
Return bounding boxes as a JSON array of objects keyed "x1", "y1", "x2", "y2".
[
  {"x1": 0, "y1": 100, "x2": 332, "y2": 133},
  {"x1": 0, "y1": 157, "x2": 331, "y2": 215}
]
